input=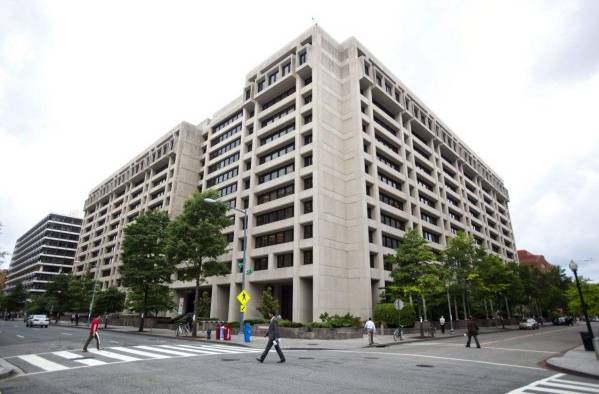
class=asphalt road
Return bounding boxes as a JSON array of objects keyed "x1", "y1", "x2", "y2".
[{"x1": 1, "y1": 319, "x2": 598, "y2": 394}]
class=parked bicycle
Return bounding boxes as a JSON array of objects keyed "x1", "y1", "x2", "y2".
[
  {"x1": 393, "y1": 325, "x2": 404, "y2": 342},
  {"x1": 176, "y1": 323, "x2": 191, "y2": 337}
]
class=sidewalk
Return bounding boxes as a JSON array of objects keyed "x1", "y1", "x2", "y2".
[{"x1": 546, "y1": 346, "x2": 599, "y2": 379}]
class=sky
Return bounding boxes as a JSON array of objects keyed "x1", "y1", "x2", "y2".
[{"x1": 1, "y1": 0, "x2": 598, "y2": 279}]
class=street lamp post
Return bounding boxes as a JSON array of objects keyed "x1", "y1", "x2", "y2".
[
  {"x1": 569, "y1": 260, "x2": 594, "y2": 339},
  {"x1": 446, "y1": 284, "x2": 454, "y2": 333},
  {"x1": 205, "y1": 198, "x2": 248, "y2": 337}
]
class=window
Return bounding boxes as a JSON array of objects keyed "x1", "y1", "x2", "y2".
[
  {"x1": 303, "y1": 113, "x2": 312, "y2": 125},
  {"x1": 378, "y1": 172, "x2": 402, "y2": 190},
  {"x1": 276, "y1": 253, "x2": 293, "y2": 268},
  {"x1": 211, "y1": 124, "x2": 242, "y2": 146},
  {"x1": 423, "y1": 231, "x2": 440, "y2": 243},
  {"x1": 379, "y1": 192, "x2": 404, "y2": 210},
  {"x1": 258, "y1": 163, "x2": 294, "y2": 184},
  {"x1": 282, "y1": 62, "x2": 291, "y2": 76},
  {"x1": 303, "y1": 249, "x2": 313, "y2": 265},
  {"x1": 257, "y1": 80, "x2": 264, "y2": 92},
  {"x1": 268, "y1": 71, "x2": 278, "y2": 85},
  {"x1": 421, "y1": 212, "x2": 437, "y2": 225},
  {"x1": 303, "y1": 155, "x2": 313, "y2": 167},
  {"x1": 418, "y1": 194, "x2": 435, "y2": 207},
  {"x1": 303, "y1": 224, "x2": 313, "y2": 239},
  {"x1": 256, "y1": 206, "x2": 294, "y2": 226},
  {"x1": 217, "y1": 182, "x2": 237, "y2": 197},
  {"x1": 209, "y1": 138, "x2": 240, "y2": 160},
  {"x1": 207, "y1": 167, "x2": 239, "y2": 187},
  {"x1": 303, "y1": 177, "x2": 313, "y2": 190},
  {"x1": 304, "y1": 94, "x2": 312, "y2": 104},
  {"x1": 208, "y1": 152, "x2": 240, "y2": 174},
  {"x1": 381, "y1": 213, "x2": 405, "y2": 231},
  {"x1": 213, "y1": 110, "x2": 243, "y2": 133},
  {"x1": 375, "y1": 134, "x2": 399, "y2": 153},
  {"x1": 254, "y1": 257, "x2": 268, "y2": 271},
  {"x1": 382, "y1": 234, "x2": 401, "y2": 249},
  {"x1": 262, "y1": 87, "x2": 295, "y2": 111},
  {"x1": 303, "y1": 75, "x2": 312, "y2": 86},
  {"x1": 370, "y1": 253, "x2": 376, "y2": 268},
  {"x1": 299, "y1": 51, "x2": 307, "y2": 65},
  {"x1": 260, "y1": 123, "x2": 295, "y2": 146},
  {"x1": 261, "y1": 105, "x2": 295, "y2": 128},
  {"x1": 259, "y1": 143, "x2": 295, "y2": 164},
  {"x1": 303, "y1": 134, "x2": 312, "y2": 145},
  {"x1": 303, "y1": 199, "x2": 313, "y2": 214},
  {"x1": 255, "y1": 229, "x2": 293, "y2": 248},
  {"x1": 256, "y1": 183, "x2": 294, "y2": 205},
  {"x1": 377, "y1": 153, "x2": 401, "y2": 172}
]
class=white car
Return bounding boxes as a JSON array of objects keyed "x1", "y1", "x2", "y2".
[
  {"x1": 26, "y1": 314, "x2": 49, "y2": 328},
  {"x1": 519, "y1": 318, "x2": 539, "y2": 330}
]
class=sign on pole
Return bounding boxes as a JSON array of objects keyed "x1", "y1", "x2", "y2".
[
  {"x1": 236, "y1": 290, "x2": 250, "y2": 305},
  {"x1": 394, "y1": 299, "x2": 405, "y2": 311},
  {"x1": 240, "y1": 304, "x2": 247, "y2": 313}
]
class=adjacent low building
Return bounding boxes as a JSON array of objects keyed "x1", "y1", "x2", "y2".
[
  {"x1": 517, "y1": 250, "x2": 553, "y2": 272},
  {"x1": 5, "y1": 214, "x2": 82, "y2": 295},
  {"x1": 74, "y1": 26, "x2": 518, "y2": 322}
]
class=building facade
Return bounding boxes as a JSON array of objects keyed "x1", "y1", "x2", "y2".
[
  {"x1": 5, "y1": 214, "x2": 82, "y2": 295},
  {"x1": 517, "y1": 250, "x2": 553, "y2": 272},
  {"x1": 75, "y1": 26, "x2": 518, "y2": 322}
]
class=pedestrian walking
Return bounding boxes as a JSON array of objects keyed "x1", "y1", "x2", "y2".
[
  {"x1": 364, "y1": 317, "x2": 376, "y2": 345},
  {"x1": 71, "y1": 315, "x2": 75, "y2": 324},
  {"x1": 74, "y1": 313, "x2": 80, "y2": 326},
  {"x1": 256, "y1": 312, "x2": 285, "y2": 363},
  {"x1": 465, "y1": 316, "x2": 480, "y2": 348},
  {"x1": 82, "y1": 314, "x2": 102, "y2": 352},
  {"x1": 439, "y1": 315, "x2": 446, "y2": 334}
]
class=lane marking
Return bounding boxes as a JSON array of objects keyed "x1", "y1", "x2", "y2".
[
  {"x1": 61, "y1": 332, "x2": 73, "y2": 336},
  {"x1": 538, "y1": 381, "x2": 599, "y2": 392},
  {"x1": 178, "y1": 344, "x2": 240, "y2": 354},
  {"x1": 109, "y1": 340, "x2": 120, "y2": 344},
  {"x1": 88, "y1": 349, "x2": 140, "y2": 362},
  {"x1": 411, "y1": 342, "x2": 557, "y2": 354},
  {"x1": 17, "y1": 355, "x2": 69, "y2": 372},
  {"x1": 331, "y1": 350, "x2": 546, "y2": 371},
  {"x1": 134, "y1": 345, "x2": 195, "y2": 357},
  {"x1": 16, "y1": 334, "x2": 24, "y2": 339},
  {"x1": 74, "y1": 358, "x2": 107, "y2": 367},
  {"x1": 554, "y1": 378, "x2": 599, "y2": 388},
  {"x1": 53, "y1": 351, "x2": 83, "y2": 360},
  {"x1": 193, "y1": 343, "x2": 261, "y2": 353},
  {"x1": 484, "y1": 327, "x2": 575, "y2": 345},
  {"x1": 158, "y1": 345, "x2": 219, "y2": 355},
  {"x1": 110, "y1": 346, "x2": 170, "y2": 359}
]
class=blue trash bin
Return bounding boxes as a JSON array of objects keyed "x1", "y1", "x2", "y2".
[{"x1": 244, "y1": 322, "x2": 252, "y2": 343}]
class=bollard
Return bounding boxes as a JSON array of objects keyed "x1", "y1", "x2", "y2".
[{"x1": 594, "y1": 337, "x2": 599, "y2": 360}]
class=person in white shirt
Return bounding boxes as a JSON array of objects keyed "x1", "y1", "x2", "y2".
[
  {"x1": 439, "y1": 315, "x2": 446, "y2": 334},
  {"x1": 364, "y1": 318, "x2": 376, "y2": 345}
]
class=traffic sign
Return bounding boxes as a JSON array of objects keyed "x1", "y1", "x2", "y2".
[
  {"x1": 240, "y1": 304, "x2": 247, "y2": 313},
  {"x1": 236, "y1": 290, "x2": 250, "y2": 305},
  {"x1": 246, "y1": 268, "x2": 253, "y2": 275},
  {"x1": 394, "y1": 299, "x2": 405, "y2": 311}
]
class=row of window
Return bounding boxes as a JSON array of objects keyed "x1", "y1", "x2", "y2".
[
  {"x1": 211, "y1": 124, "x2": 242, "y2": 147},
  {"x1": 260, "y1": 123, "x2": 295, "y2": 146},
  {"x1": 208, "y1": 152, "x2": 239, "y2": 174},
  {"x1": 378, "y1": 172, "x2": 402, "y2": 191},
  {"x1": 213, "y1": 110, "x2": 243, "y2": 133},
  {"x1": 258, "y1": 163, "x2": 294, "y2": 184},
  {"x1": 261, "y1": 105, "x2": 295, "y2": 128},
  {"x1": 375, "y1": 134, "x2": 399, "y2": 153},
  {"x1": 210, "y1": 138, "x2": 240, "y2": 160},
  {"x1": 259, "y1": 142, "x2": 295, "y2": 165},
  {"x1": 262, "y1": 87, "x2": 296, "y2": 111},
  {"x1": 256, "y1": 205, "x2": 294, "y2": 226},
  {"x1": 377, "y1": 153, "x2": 401, "y2": 172},
  {"x1": 207, "y1": 167, "x2": 238, "y2": 187},
  {"x1": 381, "y1": 213, "x2": 406, "y2": 231},
  {"x1": 256, "y1": 183, "x2": 294, "y2": 205},
  {"x1": 218, "y1": 183, "x2": 237, "y2": 198},
  {"x1": 255, "y1": 229, "x2": 293, "y2": 248},
  {"x1": 253, "y1": 249, "x2": 312, "y2": 270},
  {"x1": 379, "y1": 192, "x2": 404, "y2": 211}
]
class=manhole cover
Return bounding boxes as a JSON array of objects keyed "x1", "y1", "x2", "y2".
[
  {"x1": 416, "y1": 364, "x2": 434, "y2": 368},
  {"x1": 298, "y1": 357, "x2": 314, "y2": 360},
  {"x1": 364, "y1": 357, "x2": 379, "y2": 360},
  {"x1": 221, "y1": 358, "x2": 240, "y2": 362}
]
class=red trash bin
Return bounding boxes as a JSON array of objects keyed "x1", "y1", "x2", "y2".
[
  {"x1": 224, "y1": 324, "x2": 232, "y2": 341},
  {"x1": 215, "y1": 323, "x2": 221, "y2": 340}
]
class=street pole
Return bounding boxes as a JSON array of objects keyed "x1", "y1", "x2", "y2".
[
  {"x1": 446, "y1": 286, "x2": 454, "y2": 333},
  {"x1": 570, "y1": 260, "x2": 594, "y2": 338},
  {"x1": 238, "y1": 208, "x2": 248, "y2": 338}
]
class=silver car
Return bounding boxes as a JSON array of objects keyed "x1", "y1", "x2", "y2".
[
  {"x1": 519, "y1": 318, "x2": 539, "y2": 330},
  {"x1": 26, "y1": 314, "x2": 50, "y2": 328}
]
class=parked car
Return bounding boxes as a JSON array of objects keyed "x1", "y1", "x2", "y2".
[
  {"x1": 26, "y1": 314, "x2": 49, "y2": 328},
  {"x1": 552, "y1": 316, "x2": 572, "y2": 325},
  {"x1": 519, "y1": 318, "x2": 539, "y2": 330}
]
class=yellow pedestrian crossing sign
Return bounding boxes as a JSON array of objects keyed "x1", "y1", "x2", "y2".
[
  {"x1": 240, "y1": 304, "x2": 247, "y2": 313},
  {"x1": 236, "y1": 290, "x2": 250, "y2": 305}
]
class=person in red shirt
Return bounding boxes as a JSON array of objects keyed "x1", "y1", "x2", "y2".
[{"x1": 82, "y1": 314, "x2": 102, "y2": 352}]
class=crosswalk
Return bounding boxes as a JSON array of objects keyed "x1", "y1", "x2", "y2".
[
  {"x1": 8, "y1": 343, "x2": 262, "y2": 375},
  {"x1": 507, "y1": 373, "x2": 599, "y2": 393}
]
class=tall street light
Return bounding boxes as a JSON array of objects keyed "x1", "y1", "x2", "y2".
[
  {"x1": 205, "y1": 198, "x2": 248, "y2": 333},
  {"x1": 569, "y1": 260, "x2": 594, "y2": 340}
]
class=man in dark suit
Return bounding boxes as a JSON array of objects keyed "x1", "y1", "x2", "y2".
[{"x1": 256, "y1": 312, "x2": 286, "y2": 363}]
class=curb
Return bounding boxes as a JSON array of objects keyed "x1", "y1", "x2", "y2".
[
  {"x1": 0, "y1": 359, "x2": 18, "y2": 381},
  {"x1": 543, "y1": 345, "x2": 599, "y2": 380},
  {"x1": 374, "y1": 327, "x2": 519, "y2": 348}
]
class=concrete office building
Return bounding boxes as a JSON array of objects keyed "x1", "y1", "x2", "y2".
[
  {"x1": 75, "y1": 26, "x2": 517, "y2": 322},
  {"x1": 5, "y1": 214, "x2": 82, "y2": 295}
]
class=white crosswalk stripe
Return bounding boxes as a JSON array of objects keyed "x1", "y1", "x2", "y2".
[
  {"x1": 507, "y1": 373, "x2": 599, "y2": 393},
  {"x1": 9, "y1": 343, "x2": 258, "y2": 375}
]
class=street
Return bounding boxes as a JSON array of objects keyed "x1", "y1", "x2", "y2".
[{"x1": 1, "y1": 319, "x2": 598, "y2": 393}]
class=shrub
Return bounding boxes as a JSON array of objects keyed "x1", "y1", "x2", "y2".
[
  {"x1": 305, "y1": 321, "x2": 331, "y2": 329},
  {"x1": 374, "y1": 303, "x2": 417, "y2": 328},
  {"x1": 399, "y1": 304, "x2": 416, "y2": 328},
  {"x1": 319, "y1": 312, "x2": 362, "y2": 328},
  {"x1": 244, "y1": 319, "x2": 268, "y2": 325},
  {"x1": 278, "y1": 319, "x2": 303, "y2": 328}
]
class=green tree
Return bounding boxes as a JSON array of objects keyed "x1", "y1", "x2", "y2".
[
  {"x1": 566, "y1": 279, "x2": 599, "y2": 317},
  {"x1": 46, "y1": 273, "x2": 73, "y2": 323},
  {"x1": 257, "y1": 286, "x2": 280, "y2": 319},
  {"x1": 6, "y1": 281, "x2": 28, "y2": 314},
  {"x1": 27, "y1": 294, "x2": 49, "y2": 314},
  {"x1": 197, "y1": 291, "x2": 211, "y2": 318},
  {"x1": 94, "y1": 287, "x2": 126, "y2": 328},
  {"x1": 120, "y1": 210, "x2": 174, "y2": 332},
  {"x1": 443, "y1": 232, "x2": 481, "y2": 319},
  {"x1": 165, "y1": 190, "x2": 230, "y2": 336},
  {"x1": 68, "y1": 274, "x2": 95, "y2": 315},
  {"x1": 387, "y1": 229, "x2": 436, "y2": 319},
  {"x1": 126, "y1": 284, "x2": 175, "y2": 319}
]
